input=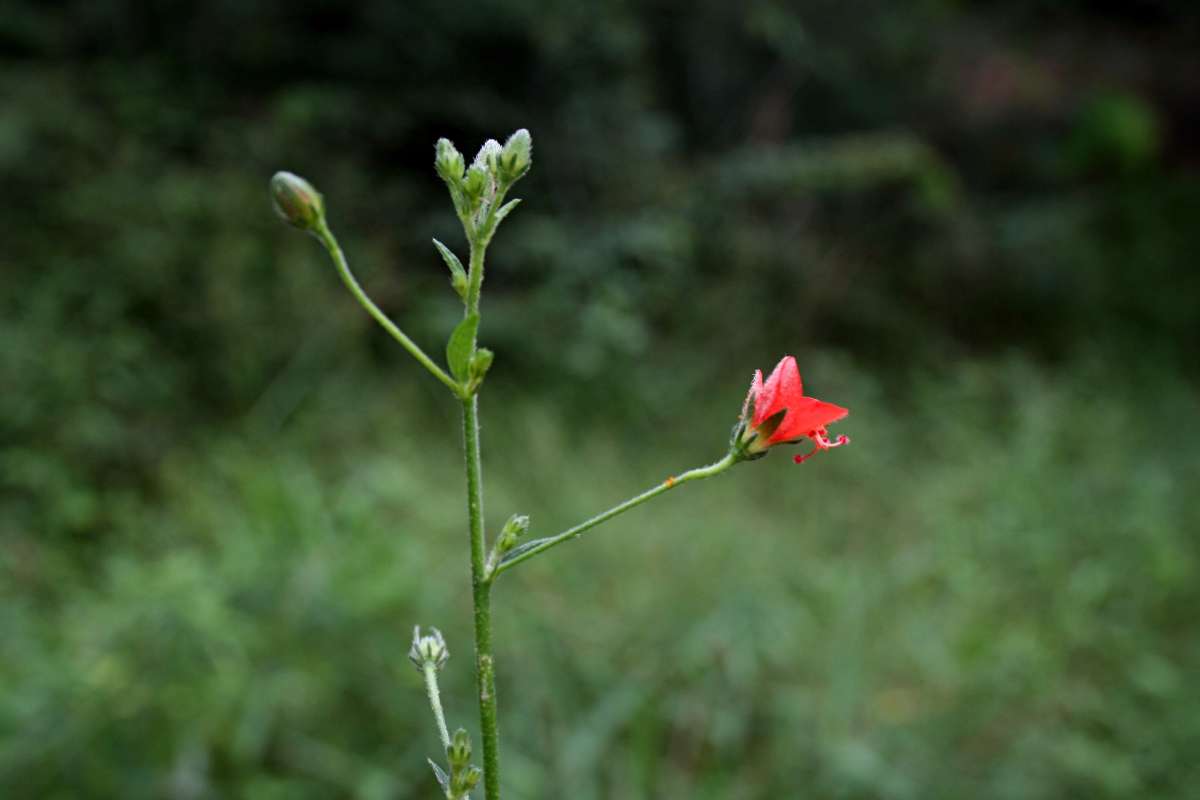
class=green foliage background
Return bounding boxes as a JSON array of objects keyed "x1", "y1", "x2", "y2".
[{"x1": 2, "y1": 2, "x2": 1198, "y2": 798}]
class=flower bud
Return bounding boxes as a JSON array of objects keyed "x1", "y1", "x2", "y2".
[
  {"x1": 463, "y1": 164, "x2": 489, "y2": 205},
  {"x1": 447, "y1": 728, "x2": 472, "y2": 770},
  {"x1": 408, "y1": 625, "x2": 449, "y2": 671},
  {"x1": 270, "y1": 171, "x2": 324, "y2": 232},
  {"x1": 497, "y1": 128, "x2": 532, "y2": 184},
  {"x1": 452, "y1": 765, "x2": 482, "y2": 796},
  {"x1": 472, "y1": 138, "x2": 503, "y2": 173},
  {"x1": 435, "y1": 138, "x2": 466, "y2": 185},
  {"x1": 465, "y1": 347, "x2": 494, "y2": 394},
  {"x1": 496, "y1": 513, "x2": 529, "y2": 556}
]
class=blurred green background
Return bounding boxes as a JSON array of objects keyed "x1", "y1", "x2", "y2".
[{"x1": 2, "y1": 2, "x2": 1198, "y2": 798}]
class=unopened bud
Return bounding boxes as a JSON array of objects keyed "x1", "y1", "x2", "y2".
[
  {"x1": 463, "y1": 164, "x2": 489, "y2": 205},
  {"x1": 472, "y1": 139, "x2": 503, "y2": 173},
  {"x1": 452, "y1": 765, "x2": 482, "y2": 796},
  {"x1": 497, "y1": 128, "x2": 532, "y2": 184},
  {"x1": 408, "y1": 625, "x2": 449, "y2": 671},
  {"x1": 270, "y1": 171, "x2": 324, "y2": 232},
  {"x1": 447, "y1": 728, "x2": 472, "y2": 770},
  {"x1": 465, "y1": 348, "x2": 494, "y2": 394},
  {"x1": 496, "y1": 513, "x2": 529, "y2": 556},
  {"x1": 435, "y1": 138, "x2": 465, "y2": 185}
]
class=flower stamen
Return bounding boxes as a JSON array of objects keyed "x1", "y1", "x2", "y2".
[{"x1": 792, "y1": 428, "x2": 850, "y2": 464}]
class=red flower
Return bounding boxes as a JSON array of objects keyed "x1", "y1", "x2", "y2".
[{"x1": 739, "y1": 355, "x2": 850, "y2": 464}]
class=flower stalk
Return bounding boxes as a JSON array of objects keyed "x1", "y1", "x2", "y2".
[
  {"x1": 312, "y1": 219, "x2": 461, "y2": 395},
  {"x1": 492, "y1": 452, "x2": 737, "y2": 577},
  {"x1": 423, "y1": 661, "x2": 451, "y2": 749}
]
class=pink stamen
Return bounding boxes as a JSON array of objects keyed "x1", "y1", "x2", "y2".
[
  {"x1": 793, "y1": 429, "x2": 850, "y2": 464},
  {"x1": 793, "y1": 446, "x2": 819, "y2": 464}
]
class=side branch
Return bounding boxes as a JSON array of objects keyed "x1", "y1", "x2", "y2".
[
  {"x1": 315, "y1": 221, "x2": 462, "y2": 395},
  {"x1": 492, "y1": 451, "x2": 736, "y2": 577}
]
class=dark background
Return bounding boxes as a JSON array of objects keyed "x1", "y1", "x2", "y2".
[{"x1": 2, "y1": 2, "x2": 1198, "y2": 798}]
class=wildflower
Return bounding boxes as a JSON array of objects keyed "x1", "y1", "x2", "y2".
[{"x1": 737, "y1": 355, "x2": 850, "y2": 464}]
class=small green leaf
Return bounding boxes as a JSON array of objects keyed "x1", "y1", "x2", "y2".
[
  {"x1": 446, "y1": 313, "x2": 479, "y2": 383},
  {"x1": 433, "y1": 238, "x2": 468, "y2": 300},
  {"x1": 428, "y1": 759, "x2": 450, "y2": 793},
  {"x1": 494, "y1": 198, "x2": 522, "y2": 225},
  {"x1": 498, "y1": 536, "x2": 553, "y2": 566}
]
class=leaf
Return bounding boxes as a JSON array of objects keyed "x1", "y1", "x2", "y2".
[
  {"x1": 433, "y1": 238, "x2": 468, "y2": 300},
  {"x1": 427, "y1": 759, "x2": 450, "y2": 794},
  {"x1": 493, "y1": 198, "x2": 522, "y2": 225},
  {"x1": 498, "y1": 536, "x2": 554, "y2": 566},
  {"x1": 446, "y1": 313, "x2": 479, "y2": 383}
]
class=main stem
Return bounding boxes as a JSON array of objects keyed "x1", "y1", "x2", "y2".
[
  {"x1": 463, "y1": 222, "x2": 501, "y2": 798},
  {"x1": 463, "y1": 395, "x2": 500, "y2": 799}
]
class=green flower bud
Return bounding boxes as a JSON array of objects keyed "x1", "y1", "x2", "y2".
[
  {"x1": 463, "y1": 164, "x2": 489, "y2": 205},
  {"x1": 452, "y1": 765, "x2": 482, "y2": 796},
  {"x1": 465, "y1": 347, "x2": 494, "y2": 394},
  {"x1": 435, "y1": 138, "x2": 465, "y2": 185},
  {"x1": 496, "y1": 513, "x2": 529, "y2": 556},
  {"x1": 408, "y1": 625, "x2": 449, "y2": 672},
  {"x1": 447, "y1": 728, "x2": 472, "y2": 770},
  {"x1": 270, "y1": 171, "x2": 324, "y2": 232},
  {"x1": 472, "y1": 138, "x2": 503, "y2": 173},
  {"x1": 497, "y1": 128, "x2": 532, "y2": 184}
]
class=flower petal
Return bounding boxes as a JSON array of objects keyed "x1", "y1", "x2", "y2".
[
  {"x1": 773, "y1": 355, "x2": 803, "y2": 404},
  {"x1": 769, "y1": 398, "x2": 849, "y2": 443},
  {"x1": 755, "y1": 355, "x2": 802, "y2": 425}
]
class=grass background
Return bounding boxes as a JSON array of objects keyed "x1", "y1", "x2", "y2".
[{"x1": 6, "y1": 358, "x2": 1197, "y2": 798}]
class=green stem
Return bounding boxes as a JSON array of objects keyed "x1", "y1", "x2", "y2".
[
  {"x1": 462, "y1": 395, "x2": 501, "y2": 799},
  {"x1": 315, "y1": 220, "x2": 461, "y2": 395},
  {"x1": 466, "y1": 241, "x2": 485, "y2": 315},
  {"x1": 455, "y1": 179, "x2": 514, "y2": 800},
  {"x1": 423, "y1": 663, "x2": 451, "y2": 750},
  {"x1": 494, "y1": 451, "x2": 737, "y2": 576},
  {"x1": 464, "y1": 190, "x2": 503, "y2": 313}
]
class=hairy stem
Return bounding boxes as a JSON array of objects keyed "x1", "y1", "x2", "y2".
[
  {"x1": 462, "y1": 395, "x2": 500, "y2": 799},
  {"x1": 494, "y1": 451, "x2": 737, "y2": 576},
  {"x1": 314, "y1": 220, "x2": 460, "y2": 395},
  {"x1": 423, "y1": 663, "x2": 451, "y2": 750}
]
